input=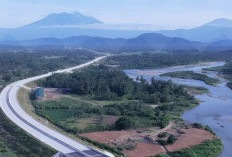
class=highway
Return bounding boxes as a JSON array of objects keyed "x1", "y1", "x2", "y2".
[{"x1": 0, "y1": 55, "x2": 113, "y2": 157}]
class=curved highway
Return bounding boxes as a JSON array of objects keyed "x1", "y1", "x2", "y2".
[{"x1": 0, "y1": 56, "x2": 112, "y2": 157}]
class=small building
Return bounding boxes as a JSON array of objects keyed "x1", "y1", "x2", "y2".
[{"x1": 35, "y1": 87, "x2": 44, "y2": 99}]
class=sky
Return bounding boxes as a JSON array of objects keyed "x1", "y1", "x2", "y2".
[{"x1": 1, "y1": 0, "x2": 232, "y2": 29}]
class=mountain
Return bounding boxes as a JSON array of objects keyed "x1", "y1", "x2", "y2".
[
  {"x1": 1, "y1": 33, "x2": 198, "y2": 51},
  {"x1": 204, "y1": 18, "x2": 232, "y2": 28},
  {"x1": 22, "y1": 12, "x2": 102, "y2": 28},
  {"x1": 124, "y1": 33, "x2": 196, "y2": 50},
  {"x1": 206, "y1": 40, "x2": 232, "y2": 52},
  {"x1": 1, "y1": 14, "x2": 232, "y2": 43},
  {"x1": 12, "y1": 36, "x2": 127, "y2": 48},
  {"x1": 157, "y1": 18, "x2": 232, "y2": 42},
  {"x1": 0, "y1": 12, "x2": 151, "y2": 40}
]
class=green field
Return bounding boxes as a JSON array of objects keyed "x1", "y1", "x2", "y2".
[
  {"x1": 161, "y1": 71, "x2": 220, "y2": 86},
  {"x1": 32, "y1": 97, "x2": 159, "y2": 133}
]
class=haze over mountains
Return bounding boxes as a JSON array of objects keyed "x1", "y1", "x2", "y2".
[
  {"x1": 157, "y1": 18, "x2": 232, "y2": 42},
  {"x1": 1, "y1": 33, "x2": 198, "y2": 51},
  {"x1": 22, "y1": 12, "x2": 102, "y2": 28},
  {"x1": 1, "y1": 12, "x2": 232, "y2": 52}
]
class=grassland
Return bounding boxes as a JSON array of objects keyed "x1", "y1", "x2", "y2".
[
  {"x1": 161, "y1": 71, "x2": 220, "y2": 86},
  {"x1": 181, "y1": 85, "x2": 209, "y2": 95},
  {"x1": 31, "y1": 96, "x2": 157, "y2": 133},
  {"x1": 17, "y1": 87, "x2": 98, "y2": 146}
]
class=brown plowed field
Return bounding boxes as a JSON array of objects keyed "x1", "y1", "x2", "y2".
[{"x1": 123, "y1": 142, "x2": 165, "y2": 157}]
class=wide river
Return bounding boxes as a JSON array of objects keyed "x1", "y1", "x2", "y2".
[{"x1": 124, "y1": 61, "x2": 231, "y2": 157}]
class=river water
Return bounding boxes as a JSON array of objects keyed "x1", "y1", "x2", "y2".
[{"x1": 124, "y1": 62, "x2": 231, "y2": 157}]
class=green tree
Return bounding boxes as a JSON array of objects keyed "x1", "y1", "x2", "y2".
[{"x1": 115, "y1": 117, "x2": 134, "y2": 130}]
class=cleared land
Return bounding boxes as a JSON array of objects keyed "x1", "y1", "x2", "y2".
[
  {"x1": 166, "y1": 128, "x2": 215, "y2": 152},
  {"x1": 79, "y1": 123, "x2": 216, "y2": 157}
]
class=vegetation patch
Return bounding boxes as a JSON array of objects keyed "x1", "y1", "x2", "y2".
[
  {"x1": 181, "y1": 85, "x2": 209, "y2": 95},
  {"x1": 161, "y1": 71, "x2": 220, "y2": 86},
  {"x1": 32, "y1": 97, "x2": 160, "y2": 133},
  {"x1": 0, "y1": 110, "x2": 56, "y2": 157},
  {"x1": 157, "y1": 134, "x2": 177, "y2": 146}
]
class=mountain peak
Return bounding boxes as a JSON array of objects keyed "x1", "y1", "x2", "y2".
[
  {"x1": 205, "y1": 18, "x2": 232, "y2": 27},
  {"x1": 22, "y1": 12, "x2": 102, "y2": 28}
]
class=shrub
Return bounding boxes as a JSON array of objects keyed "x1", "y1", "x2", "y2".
[
  {"x1": 158, "y1": 132, "x2": 168, "y2": 138},
  {"x1": 115, "y1": 117, "x2": 134, "y2": 130},
  {"x1": 167, "y1": 134, "x2": 177, "y2": 145},
  {"x1": 192, "y1": 123, "x2": 204, "y2": 129}
]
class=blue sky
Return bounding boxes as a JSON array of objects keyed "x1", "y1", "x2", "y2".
[{"x1": 1, "y1": 0, "x2": 232, "y2": 29}]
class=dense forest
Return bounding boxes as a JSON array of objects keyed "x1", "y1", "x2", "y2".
[
  {"x1": 105, "y1": 51, "x2": 232, "y2": 69},
  {"x1": 42, "y1": 65, "x2": 195, "y2": 104},
  {"x1": 0, "y1": 49, "x2": 100, "y2": 87}
]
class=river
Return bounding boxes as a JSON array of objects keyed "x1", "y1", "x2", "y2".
[{"x1": 124, "y1": 61, "x2": 231, "y2": 157}]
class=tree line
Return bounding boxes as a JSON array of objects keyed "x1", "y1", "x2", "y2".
[
  {"x1": 0, "y1": 49, "x2": 99, "y2": 83},
  {"x1": 105, "y1": 51, "x2": 232, "y2": 69}
]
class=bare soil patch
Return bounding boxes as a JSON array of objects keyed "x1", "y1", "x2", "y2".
[
  {"x1": 40, "y1": 88, "x2": 67, "y2": 101},
  {"x1": 79, "y1": 122, "x2": 216, "y2": 157},
  {"x1": 123, "y1": 142, "x2": 165, "y2": 157},
  {"x1": 166, "y1": 128, "x2": 216, "y2": 152},
  {"x1": 80, "y1": 130, "x2": 133, "y2": 145}
]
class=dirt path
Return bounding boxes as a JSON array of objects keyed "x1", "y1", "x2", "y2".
[{"x1": 152, "y1": 122, "x2": 173, "y2": 137}]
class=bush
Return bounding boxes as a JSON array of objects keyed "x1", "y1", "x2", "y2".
[
  {"x1": 115, "y1": 117, "x2": 134, "y2": 130},
  {"x1": 157, "y1": 139, "x2": 168, "y2": 146},
  {"x1": 192, "y1": 123, "x2": 204, "y2": 129},
  {"x1": 158, "y1": 132, "x2": 168, "y2": 138},
  {"x1": 167, "y1": 134, "x2": 177, "y2": 145},
  {"x1": 157, "y1": 115, "x2": 170, "y2": 128},
  {"x1": 157, "y1": 134, "x2": 177, "y2": 146}
]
